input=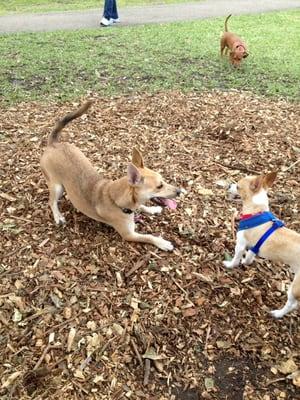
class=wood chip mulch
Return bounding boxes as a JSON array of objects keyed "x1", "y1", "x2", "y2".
[{"x1": 0, "y1": 91, "x2": 300, "y2": 400}]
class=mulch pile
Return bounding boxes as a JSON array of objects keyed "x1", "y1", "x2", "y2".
[{"x1": 0, "y1": 91, "x2": 300, "y2": 400}]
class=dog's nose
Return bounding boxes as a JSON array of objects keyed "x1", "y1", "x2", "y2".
[{"x1": 176, "y1": 188, "x2": 182, "y2": 196}]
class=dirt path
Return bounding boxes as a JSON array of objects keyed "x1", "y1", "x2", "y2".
[{"x1": 0, "y1": 0, "x2": 299, "y2": 34}]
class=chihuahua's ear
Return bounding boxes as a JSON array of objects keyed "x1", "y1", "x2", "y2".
[
  {"x1": 132, "y1": 148, "x2": 144, "y2": 169},
  {"x1": 263, "y1": 172, "x2": 277, "y2": 188},
  {"x1": 250, "y1": 175, "x2": 264, "y2": 193},
  {"x1": 127, "y1": 163, "x2": 143, "y2": 185}
]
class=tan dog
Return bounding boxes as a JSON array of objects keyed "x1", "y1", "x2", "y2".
[
  {"x1": 220, "y1": 14, "x2": 249, "y2": 67},
  {"x1": 40, "y1": 101, "x2": 181, "y2": 251},
  {"x1": 224, "y1": 172, "x2": 300, "y2": 318}
]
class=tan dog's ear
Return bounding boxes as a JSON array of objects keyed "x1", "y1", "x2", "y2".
[
  {"x1": 132, "y1": 148, "x2": 144, "y2": 169},
  {"x1": 250, "y1": 175, "x2": 264, "y2": 192},
  {"x1": 127, "y1": 163, "x2": 143, "y2": 185},
  {"x1": 263, "y1": 172, "x2": 277, "y2": 188}
]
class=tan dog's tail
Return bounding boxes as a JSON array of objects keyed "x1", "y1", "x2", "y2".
[
  {"x1": 48, "y1": 100, "x2": 93, "y2": 146},
  {"x1": 224, "y1": 14, "x2": 232, "y2": 32}
]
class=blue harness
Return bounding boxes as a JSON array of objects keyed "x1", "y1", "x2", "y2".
[{"x1": 238, "y1": 211, "x2": 284, "y2": 255}]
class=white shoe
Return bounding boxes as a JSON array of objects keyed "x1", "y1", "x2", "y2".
[
  {"x1": 100, "y1": 17, "x2": 113, "y2": 26},
  {"x1": 112, "y1": 18, "x2": 120, "y2": 23}
]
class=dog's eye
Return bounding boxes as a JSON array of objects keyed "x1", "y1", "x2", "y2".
[
  {"x1": 157, "y1": 183, "x2": 163, "y2": 189},
  {"x1": 236, "y1": 185, "x2": 239, "y2": 190}
]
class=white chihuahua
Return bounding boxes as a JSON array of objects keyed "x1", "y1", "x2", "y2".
[{"x1": 224, "y1": 172, "x2": 300, "y2": 318}]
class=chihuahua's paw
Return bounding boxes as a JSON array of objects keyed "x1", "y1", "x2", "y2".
[
  {"x1": 241, "y1": 257, "x2": 251, "y2": 266},
  {"x1": 140, "y1": 205, "x2": 162, "y2": 214},
  {"x1": 241, "y1": 252, "x2": 255, "y2": 266},
  {"x1": 223, "y1": 260, "x2": 236, "y2": 269},
  {"x1": 270, "y1": 309, "x2": 285, "y2": 319},
  {"x1": 155, "y1": 237, "x2": 174, "y2": 251},
  {"x1": 148, "y1": 206, "x2": 163, "y2": 214},
  {"x1": 54, "y1": 215, "x2": 66, "y2": 225}
]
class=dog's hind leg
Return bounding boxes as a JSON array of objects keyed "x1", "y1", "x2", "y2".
[
  {"x1": 220, "y1": 38, "x2": 226, "y2": 56},
  {"x1": 270, "y1": 272, "x2": 300, "y2": 318},
  {"x1": 49, "y1": 183, "x2": 66, "y2": 225}
]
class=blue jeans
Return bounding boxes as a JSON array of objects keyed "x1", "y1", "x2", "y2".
[{"x1": 103, "y1": 0, "x2": 118, "y2": 20}]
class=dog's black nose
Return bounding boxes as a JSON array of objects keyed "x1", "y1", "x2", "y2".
[{"x1": 176, "y1": 188, "x2": 182, "y2": 196}]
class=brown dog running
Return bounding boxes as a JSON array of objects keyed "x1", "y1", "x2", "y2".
[
  {"x1": 220, "y1": 14, "x2": 249, "y2": 67},
  {"x1": 40, "y1": 101, "x2": 182, "y2": 251}
]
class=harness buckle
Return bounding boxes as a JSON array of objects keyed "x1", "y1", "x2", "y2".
[{"x1": 273, "y1": 219, "x2": 284, "y2": 228}]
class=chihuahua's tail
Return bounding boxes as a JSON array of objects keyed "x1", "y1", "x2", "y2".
[
  {"x1": 48, "y1": 100, "x2": 93, "y2": 146},
  {"x1": 224, "y1": 14, "x2": 232, "y2": 32}
]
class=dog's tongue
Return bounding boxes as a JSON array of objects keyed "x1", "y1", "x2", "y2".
[
  {"x1": 163, "y1": 199, "x2": 177, "y2": 209},
  {"x1": 153, "y1": 197, "x2": 177, "y2": 209}
]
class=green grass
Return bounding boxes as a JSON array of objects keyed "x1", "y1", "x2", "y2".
[
  {"x1": 0, "y1": 11, "x2": 299, "y2": 104},
  {"x1": 0, "y1": 0, "x2": 193, "y2": 15}
]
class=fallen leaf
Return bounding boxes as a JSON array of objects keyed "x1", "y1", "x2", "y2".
[
  {"x1": 86, "y1": 321, "x2": 97, "y2": 331},
  {"x1": 182, "y1": 308, "x2": 198, "y2": 317},
  {"x1": 142, "y1": 347, "x2": 165, "y2": 361},
  {"x1": 216, "y1": 340, "x2": 232, "y2": 349},
  {"x1": 197, "y1": 187, "x2": 214, "y2": 196},
  {"x1": 67, "y1": 327, "x2": 76, "y2": 352},
  {"x1": 50, "y1": 292, "x2": 62, "y2": 308},
  {"x1": 277, "y1": 359, "x2": 298, "y2": 375},
  {"x1": 112, "y1": 323, "x2": 124, "y2": 335},
  {"x1": 0, "y1": 192, "x2": 16, "y2": 202},
  {"x1": 288, "y1": 370, "x2": 300, "y2": 387},
  {"x1": 74, "y1": 369, "x2": 85, "y2": 380},
  {"x1": 12, "y1": 308, "x2": 22, "y2": 322},
  {"x1": 204, "y1": 377, "x2": 215, "y2": 391},
  {"x1": 224, "y1": 252, "x2": 233, "y2": 261},
  {"x1": 1, "y1": 371, "x2": 22, "y2": 389}
]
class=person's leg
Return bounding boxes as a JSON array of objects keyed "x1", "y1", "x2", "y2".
[
  {"x1": 101, "y1": 0, "x2": 119, "y2": 26},
  {"x1": 101, "y1": 0, "x2": 114, "y2": 25},
  {"x1": 103, "y1": 0, "x2": 113, "y2": 19},
  {"x1": 111, "y1": 0, "x2": 119, "y2": 20}
]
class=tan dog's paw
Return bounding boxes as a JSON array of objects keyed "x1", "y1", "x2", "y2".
[
  {"x1": 148, "y1": 206, "x2": 162, "y2": 214},
  {"x1": 155, "y1": 237, "x2": 174, "y2": 251},
  {"x1": 140, "y1": 205, "x2": 162, "y2": 214}
]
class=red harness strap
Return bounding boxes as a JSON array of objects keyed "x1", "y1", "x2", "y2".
[{"x1": 240, "y1": 212, "x2": 263, "y2": 221}]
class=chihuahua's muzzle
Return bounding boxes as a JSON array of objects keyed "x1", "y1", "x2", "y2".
[
  {"x1": 152, "y1": 188, "x2": 182, "y2": 210},
  {"x1": 227, "y1": 183, "x2": 239, "y2": 199}
]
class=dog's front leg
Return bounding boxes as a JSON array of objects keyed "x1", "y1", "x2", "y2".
[
  {"x1": 126, "y1": 231, "x2": 174, "y2": 251},
  {"x1": 223, "y1": 231, "x2": 247, "y2": 269},
  {"x1": 139, "y1": 205, "x2": 162, "y2": 215},
  {"x1": 114, "y1": 218, "x2": 173, "y2": 251}
]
